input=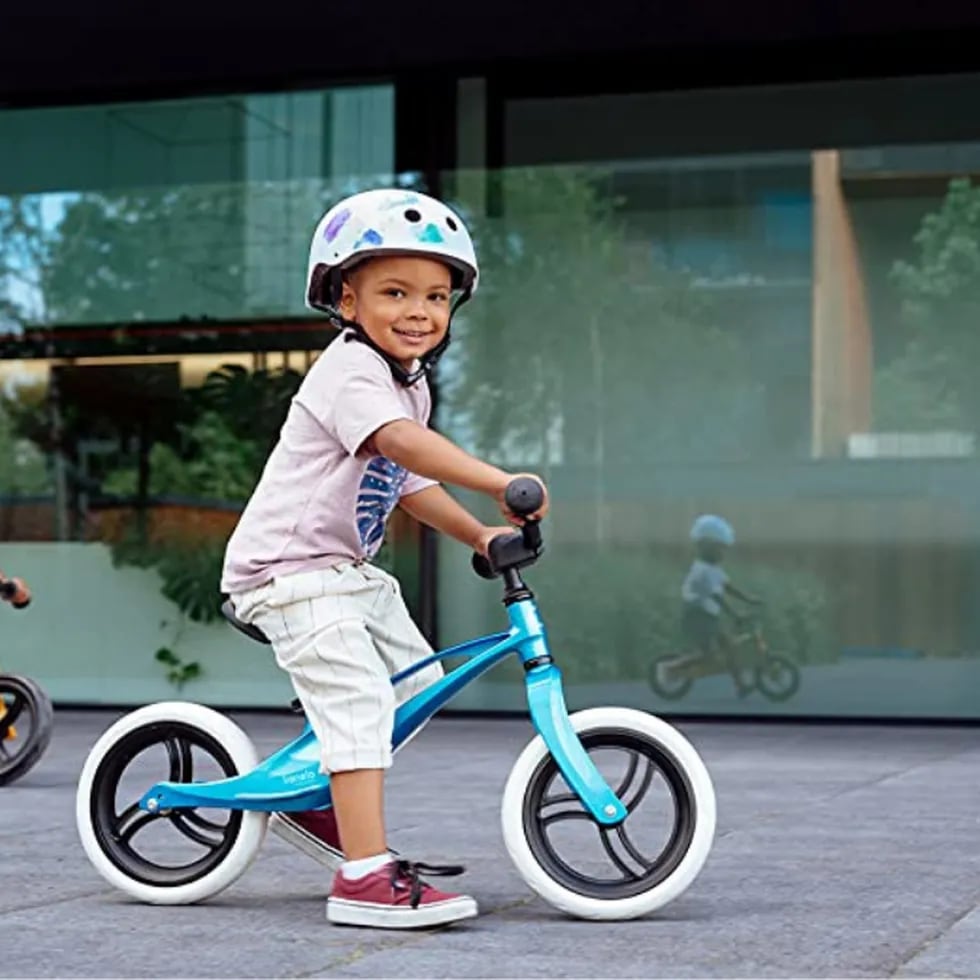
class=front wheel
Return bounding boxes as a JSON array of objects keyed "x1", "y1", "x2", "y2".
[
  {"x1": 0, "y1": 674, "x2": 54, "y2": 786},
  {"x1": 754, "y1": 653, "x2": 800, "y2": 702},
  {"x1": 76, "y1": 701, "x2": 268, "y2": 905},
  {"x1": 501, "y1": 707, "x2": 716, "y2": 920}
]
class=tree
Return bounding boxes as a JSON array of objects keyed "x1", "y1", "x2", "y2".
[
  {"x1": 441, "y1": 167, "x2": 763, "y2": 470},
  {"x1": 0, "y1": 195, "x2": 56, "y2": 324},
  {"x1": 880, "y1": 177, "x2": 980, "y2": 432}
]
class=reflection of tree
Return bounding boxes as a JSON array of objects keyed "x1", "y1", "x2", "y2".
[
  {"x1": 102, "y1": 363, "x2": 303, "y2": 622},
  {"x1": 0, "y1": 392, "x2": 52, "y2": 495},
  {"x1": 443, "y1": 169, "x2": 763, "y2": 470},
  {"x1": 43, "y1": 186, "x2": 250, "y2": 324},
  {"x1": 878, "y1": 178, "x2": 980, "y2": 431},
  {"x1": 0, "y1": 196, "x2": 55, "y2": 323}
]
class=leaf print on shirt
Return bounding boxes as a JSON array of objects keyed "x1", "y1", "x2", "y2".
[{"x1": 356, "y1": 456, "x2": 409, "y2": 556}]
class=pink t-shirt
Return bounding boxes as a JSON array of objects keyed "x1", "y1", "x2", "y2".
[{"x1": 220, "y1": 332, "x2": 436, "y2": 595}]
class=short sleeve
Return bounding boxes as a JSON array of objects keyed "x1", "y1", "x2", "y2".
[
  {"x1": 400, "y1": 472, "x2": 438, "y2": 498},
  {"x1": 331, "y1": 359, "x2": 417, "y2": 456}
]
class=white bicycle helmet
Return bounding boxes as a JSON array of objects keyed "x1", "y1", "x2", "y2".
[
  {"x1": 305, "y1": 188, "x2": 479, "y2": 313},
  {"x1": 690, "y1": 514, "x2": 735, "y2": 546}
]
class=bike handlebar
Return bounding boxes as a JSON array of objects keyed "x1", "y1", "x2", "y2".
[
  {"x1": 472, "y1": 477, "x2": 546, "y2": 581},
  {"x1": 504, "y1": 476, "x2": 545, "y2": 518}
]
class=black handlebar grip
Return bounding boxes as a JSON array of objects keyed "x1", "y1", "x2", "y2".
[
  {"x1": 505, "y1": 477, "x2": 545, "y2": 517},
  {"x1": 471, "y1": 553, "x2": 500, "y2": 579}
]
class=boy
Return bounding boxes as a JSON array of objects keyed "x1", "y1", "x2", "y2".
[
  {"x1": 221, "y1": 189, "x2": 548, "y2": 930},
  {"x1": 680, "y1": 514, "x2": 760, "y2": 697}
]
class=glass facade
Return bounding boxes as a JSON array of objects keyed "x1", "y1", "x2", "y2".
[{"x1": 2, "y1": 76, "x2": 980, "y2": 716}]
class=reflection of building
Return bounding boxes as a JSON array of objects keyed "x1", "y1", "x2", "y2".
[{"x1": 3, "y1": 4, "x2": 980, "y2": 718}]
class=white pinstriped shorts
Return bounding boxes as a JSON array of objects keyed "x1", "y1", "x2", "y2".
[{"x1": 232, "y1": 562, "x2": 443, "y2": 773}]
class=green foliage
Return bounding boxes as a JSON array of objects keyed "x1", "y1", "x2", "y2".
[
  {"x1": 111, "y1": 525, "x2": 226, "y2": 623},
  {"x1": 879, "y1": 177, "x2": 980, "y2": 431},
  {"x1": 0, "y1": 395, "x2": 52, "y2": 496},
  {"x1": 42, "y1": 187, "x2": 250, "y2": 324},
  {"x1": 102, "y1": 412, "x2": 263, "y2": 502},
  {"x1": 154, "y1": 647, "x2": 202, "y2": 691},
  {"x1": 104, "y1": 363, "x2": 302, "y2": 625},
  {"x1": 443, "y1": 168, "x2": 764, "y2": 466}
]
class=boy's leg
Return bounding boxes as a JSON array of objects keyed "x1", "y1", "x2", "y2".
[
  {"x1": 234, "y1": 567, "x2": 399, "y2": 869},
  {"x1": 234, "y1": 565, "x2": 476, "y2": 928},
  {"x1": 330, "y1": 768, "x2": 386, "y2": 859},
  {"x1": 716, "y1": 626, "x2": 752, "y2": 696}
]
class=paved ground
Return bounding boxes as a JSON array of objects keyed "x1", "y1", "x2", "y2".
[{"x1": 1, "y1": 709, "x2": 978, "y2": 978}]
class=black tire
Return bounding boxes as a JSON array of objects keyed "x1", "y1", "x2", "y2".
[
  {"x1": 647, "y1": 655, "x2": 694, "y2": 701},
  {"x1": 754, "y1": 654, "x2": 800, "y2": 702},
  {"x1": 0, "y1": 673, "x2": 54, "y2": 786}
]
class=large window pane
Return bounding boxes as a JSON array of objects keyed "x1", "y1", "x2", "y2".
[
  {"x1": 436, "y1": 148, "x2": 980, "y2": 720},
  {"x1": 0, "y1": 86, "x2": 398, "y2": 706}
]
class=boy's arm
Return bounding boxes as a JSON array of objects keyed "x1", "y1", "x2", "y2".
[
  {"x1": 398, "y1": 485, "x2": 511, "y2": 554},
  {"x1": 724, "y1": 582, "x2": 761, "y2": 604},
  {"x1": 717, "y1": 593, "x2": 741, "y2": 619},
  {"x1": 372, "y1": 419, "x2": 548, "y2": 520}
]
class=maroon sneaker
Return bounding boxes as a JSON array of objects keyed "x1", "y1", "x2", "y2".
[
  {"x1": 269, "y1": 808, "x2": 344, "y2": 870},
  {"x1": 327, "y1": 860, "x2": 478, "y2": 929}
]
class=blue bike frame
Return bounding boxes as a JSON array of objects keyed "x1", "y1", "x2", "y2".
[{"x1": 140, "y1": 597, "x2": 628, "y2": 826}]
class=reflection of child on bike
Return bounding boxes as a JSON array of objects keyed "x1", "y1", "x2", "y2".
[
  {"x1": 681, "y1": 515, "x2": 760, "y2": 697},
  {"x1": 221, "y1": 189, "x2": 548, "y2": 930}
]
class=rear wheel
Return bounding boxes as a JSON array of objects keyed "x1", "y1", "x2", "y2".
[
  {"x1": 76, "y1": 701, "x2": 267, "y2": 905},
  {"x1": 0, "y1": 674, "x2": 54, "y2": 786},
  {"x1": 647, "y1": 655, "x2": 694, "y2": 700}
]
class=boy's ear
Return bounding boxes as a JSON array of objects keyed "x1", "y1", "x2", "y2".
[{"x1": 338, "y1": 280, "x2": 357, "y2": 318}]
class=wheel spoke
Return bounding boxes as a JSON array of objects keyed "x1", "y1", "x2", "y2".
[
  {"x1": 165, "y1": 737, "x2": 194, "y2": 782},
  {"x1": 114, "y1": 802, "x2": 160, "y2": 843},
  {"x1": 621, "y1": 754, "x2": 658, "y2": 813},
  {"x1": 541, "y1": 790, "x2": 577, "y2": 808},
  {"x1": 181, "y1": 809, "x2": 227, "y2": 833},
  {"x1": 1, "y1": 694, "x2": 26, "y2": 731},
  {"x1": 614, "y1": 751, "x2": 638, "y2": 797},
  {"x1": 599, "y1": 828, "x2": 641, "y2": 880},
  {"x1": 169, "y1": 812, "x2": 224, "y2": 850},
  {"x1": 616, "y1": 824, "x2": 653, "y2": 870},
  {"x1": 541, "y1": 807, "x2": 594, "y2": 828}
]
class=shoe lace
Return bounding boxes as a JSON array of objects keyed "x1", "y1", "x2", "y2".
[{"x1": 389, "y1": 859, "x2": 465, "y2": 909}]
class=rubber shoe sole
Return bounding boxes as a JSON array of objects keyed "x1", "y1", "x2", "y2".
[
  {"x1": 269, "y1": 813, "x2": 344, "y2": 871},
  {"x1": 327, "y1": 894, "x2": 478, "y2": 929}
]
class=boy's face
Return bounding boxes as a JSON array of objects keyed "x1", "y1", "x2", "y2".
[
  {"x1": 339, "y1": 255, "x2": 452, "y2": 369},
  {"x1": 698, "y1": 541, "x2": 726, "y2": 563}
]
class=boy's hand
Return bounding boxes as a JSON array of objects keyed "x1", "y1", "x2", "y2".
[
  {"x1": 472, "y1": 525, "x2": 516, "y2": 557},
  {"x1": 495, "y1": 472, "x2": 550, "y2": 524}
]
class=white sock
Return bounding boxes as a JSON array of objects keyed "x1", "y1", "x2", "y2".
[{"x1": 343, "y1": 853, "x2": 391, "y2": 880}]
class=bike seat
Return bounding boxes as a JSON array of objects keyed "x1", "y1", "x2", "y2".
[{"x1": 220, "y1": 599, "x2": 270, "y2": 645}]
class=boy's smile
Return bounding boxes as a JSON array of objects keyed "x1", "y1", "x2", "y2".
[{"x1": 339, "y1": 256, "x2": 452, "y2": 369}]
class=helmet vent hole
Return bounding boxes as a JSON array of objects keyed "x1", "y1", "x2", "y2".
[
  {"x1": 404, "y1": 208, "x2": 422, "y2": 223},
  {"x1": 446, "y1": 216, "x2": 458, "y2": 231}
]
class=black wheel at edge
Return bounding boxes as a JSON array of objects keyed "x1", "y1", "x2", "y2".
[{"x1": 0, "y1": 674, "x2": 54, "y2": 786}]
